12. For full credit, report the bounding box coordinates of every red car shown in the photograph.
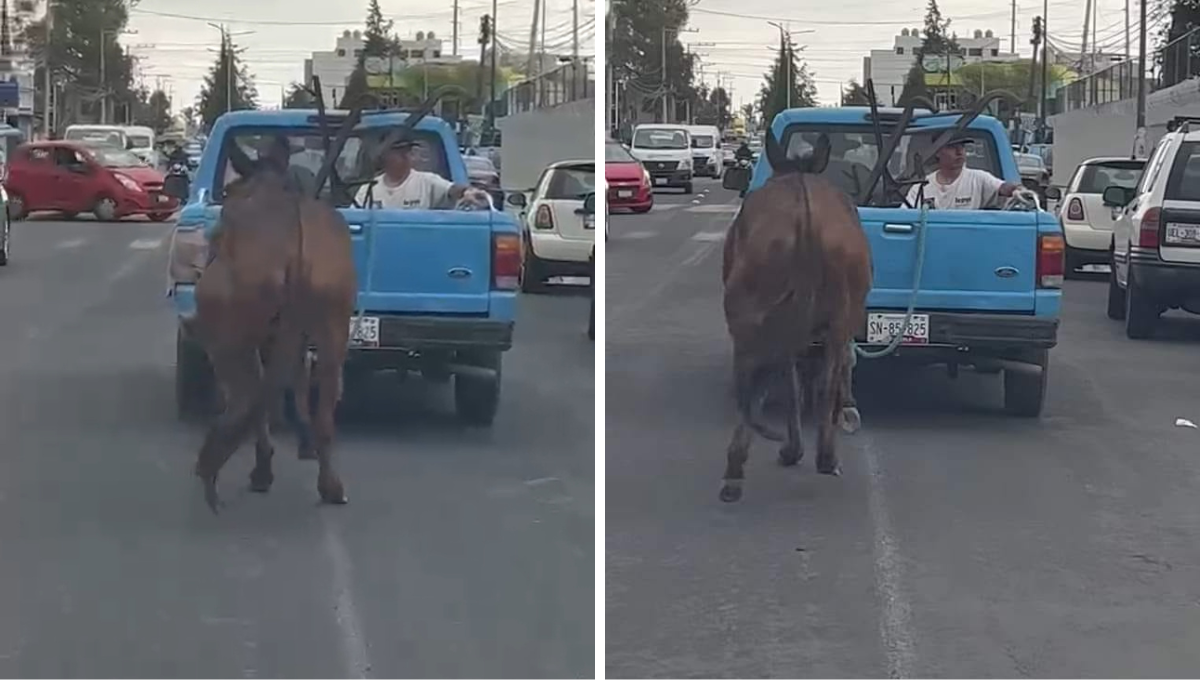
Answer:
[605,140,652,213]
[6,140,178,222]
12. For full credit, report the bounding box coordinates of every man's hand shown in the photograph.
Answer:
[998,181,1020,197]
[448,183,470,201]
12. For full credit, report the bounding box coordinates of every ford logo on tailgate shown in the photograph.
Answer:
[995,266,1019,279]
[447,267,472,279]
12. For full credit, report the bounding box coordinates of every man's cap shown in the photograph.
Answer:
[942,130,976,146]
[384,135,420,151]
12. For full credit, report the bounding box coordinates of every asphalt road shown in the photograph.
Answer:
[0,215,594,678]
[607,179,1200,678]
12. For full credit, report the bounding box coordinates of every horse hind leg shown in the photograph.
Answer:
[196,346,265,512]
[840,344,863,434]
[777,358,805,467]
[815,342,849,477]
[311,319,348,505]
[720,349,757,503]
[293,342,318,461]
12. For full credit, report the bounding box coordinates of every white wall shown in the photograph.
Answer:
[496,97,594,191]
[1048,78,1200,185]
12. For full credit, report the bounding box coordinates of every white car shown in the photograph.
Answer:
[1058,156,1145,275]
[1105,119,1200,338]
[507,159,595,293]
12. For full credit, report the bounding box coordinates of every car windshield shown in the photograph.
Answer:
[544,165,596,200]
[217,126,449,205]
[1075,161,1144,194]
[90,147,146,168]
[783,125,1002,206]
[65,129,125,148]
[127,134,152,149]
[465,156,496,174]
[1018,155,1044,169]
[605,142,635,162]
[690,135,715,149]
[633,129,687,149]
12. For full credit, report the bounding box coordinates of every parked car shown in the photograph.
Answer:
[166,108,520,426]
[507,159,595,293]
[1057,157,1145,275]
[6,141,177,222]
[1104,117,1200,338]
[605,140,652,213]
[464,155,504,208]
[1016,152,1051,191]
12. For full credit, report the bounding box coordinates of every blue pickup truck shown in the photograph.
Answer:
[165,109,520,425]
[728,106,1064,417]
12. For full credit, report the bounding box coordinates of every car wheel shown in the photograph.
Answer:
[1106,255,1126,320]
[176,328,217,421]
[1064,245,1083,279]
[1003,349,1049,417]
[519,232,547,294]
[0,214,9,266]
[683,182,694,194]
[454,350,501,426]
[1124,270,1159,339]
[149,212,174,222]
[93,196,119,222]
[7,192,26,221]
[632,204,652,214]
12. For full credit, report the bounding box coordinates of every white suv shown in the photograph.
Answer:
[1106,118,1200,338]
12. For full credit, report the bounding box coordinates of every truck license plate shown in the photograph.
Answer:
[348,316,380,346]
[867,312,930,345]
[1165,222,1200,246]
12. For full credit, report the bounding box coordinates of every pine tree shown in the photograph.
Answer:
[362,0,394,61]
[758,31,817,126]
[1159,0,1200,87]
[897,0,959,107]
[196,36,259,131]
[841,79,877,106]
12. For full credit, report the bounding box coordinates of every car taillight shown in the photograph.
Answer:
[1139,207,1161,248]
[1037,233,1065,288]
[492,233,520,290]
[1066,197,1084,221]
[168,226,209,284]
[534,204,554,230]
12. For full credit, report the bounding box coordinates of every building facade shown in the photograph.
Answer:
[307,29,464,106]
[863,28,1019,106]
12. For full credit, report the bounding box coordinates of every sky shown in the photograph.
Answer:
[675,0,1159,108]
[121,0,597,113]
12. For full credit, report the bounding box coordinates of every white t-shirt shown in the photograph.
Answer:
[355,170,454,209]
[906,167,1005,211]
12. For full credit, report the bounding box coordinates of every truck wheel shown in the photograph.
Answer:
[683,182,694,194]
[1064,246,1082,280]
[1106,261,1126,320]
[1003,349,1048,418]
[176,328,216,421]
[1124,272,1158,339]
[454,351,501,426]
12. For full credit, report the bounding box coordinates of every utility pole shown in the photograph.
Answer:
[1039,0,1049,140]
[1135,0,1147,156]
[477,14,490,111]
[1028,16,1041,114]
[1080,0,1092,72]
[525,0,539,87]
[487,0,498,130]
[99,28,107,124]
[661,27,668,121]
[452,0,459,56]
[1011,0,1017,54]
[572,0,579,60]
[1125,0,1131,58]
[43,0,52,137]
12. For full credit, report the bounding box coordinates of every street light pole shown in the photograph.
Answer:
[1135,0,1147,157]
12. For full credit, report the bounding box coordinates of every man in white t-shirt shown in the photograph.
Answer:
[905,135,1022,210]
[355,138,470,210]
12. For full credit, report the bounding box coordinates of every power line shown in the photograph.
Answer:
[129,1,516,27]
[688,1,1081,26]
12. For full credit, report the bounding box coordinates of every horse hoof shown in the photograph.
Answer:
[248,472,274,493]
[297,446,318,461]
[318,476,348,505]
[817,462,842,477]
[840,407,862,434]
[777,444,803,467]
[719,482,743,503]
[202,479,223,514]
[321,491,349,505]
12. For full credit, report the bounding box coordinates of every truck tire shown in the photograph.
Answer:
[1003,349,1048,418]
[683,182,694,195]
[1106,259,1126,320]
[1124,272,1158,339]
[454,350,501,426]
[176,328,216,421]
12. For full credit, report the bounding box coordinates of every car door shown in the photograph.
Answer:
[12,147,55,209]
[51,146,93,212]
[1115,137,1172,280]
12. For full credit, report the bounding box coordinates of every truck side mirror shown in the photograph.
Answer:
[723,165,750,192]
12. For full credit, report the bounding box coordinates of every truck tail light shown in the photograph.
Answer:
[492,233,520,290]
[167,226,209,285]
[1139,207,1161,248]
[533,204,554,230]
[1066,197,1084,221]
[1037,233,1065,288]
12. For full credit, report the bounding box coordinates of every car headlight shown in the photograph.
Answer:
[677,159,689,170]
[642,167,651,185]
[115,173,143,192]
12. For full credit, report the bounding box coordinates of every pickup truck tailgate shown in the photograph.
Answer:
[861,208,1039,312]
[341,208,494,314]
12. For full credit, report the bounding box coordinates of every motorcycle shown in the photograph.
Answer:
[735,157,753,198]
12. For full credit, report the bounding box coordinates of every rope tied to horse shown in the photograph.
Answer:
[853,198,930,360]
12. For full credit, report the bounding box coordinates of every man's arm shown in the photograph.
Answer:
[426,172,469,207]
[977,169,1018,207]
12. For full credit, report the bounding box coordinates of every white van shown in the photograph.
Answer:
[629,124,693,194]
[685,125,723,178]
[63,124,127,150]
[121,125,159,167]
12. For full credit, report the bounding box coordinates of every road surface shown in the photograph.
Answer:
[0,216,594,678]
[607,180,1200,678]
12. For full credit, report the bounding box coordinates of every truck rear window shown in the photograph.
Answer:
[1074,161,1143,195]
[1165,142,1200,202]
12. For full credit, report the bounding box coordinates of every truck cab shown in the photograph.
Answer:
[165,109,520,426]
[725,106,1065,417]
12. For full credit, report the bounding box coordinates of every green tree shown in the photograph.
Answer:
[132,88,173,133]
[897,0,959,106]
[609,0,698,122]
[1158,0,1200,86]
[195,36,259,131]
[758,31,817,125]
[362,0,395,61]
[20,0,137,131]
[282,82,316,108]
[841,79,877,106]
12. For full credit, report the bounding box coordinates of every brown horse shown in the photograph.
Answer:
[719,133,873,503]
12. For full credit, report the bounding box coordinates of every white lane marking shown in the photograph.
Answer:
[861,431,917,678]
[619,230,656,240]
[685,204,739,214]
[322,515,373,678]
[56,238,86,249]
[652,204,684,212]
[691,231,725,242]
[128,237,165,250]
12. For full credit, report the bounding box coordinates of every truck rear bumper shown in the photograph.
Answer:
[362,315,513,352]
[856,311,1059,356]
